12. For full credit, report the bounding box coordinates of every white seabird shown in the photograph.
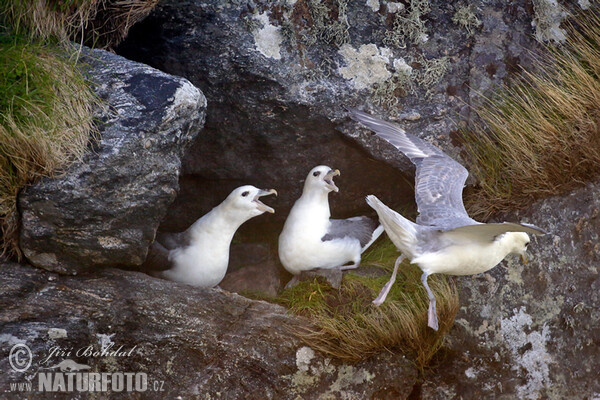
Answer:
[278,165,384,276]
[348,107,546,331]
[148,185,277,287]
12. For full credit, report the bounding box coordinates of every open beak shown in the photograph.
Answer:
[520,253,528,264]
[253,189,277,213]
[324,169,340,193]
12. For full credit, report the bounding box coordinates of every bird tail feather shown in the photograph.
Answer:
[366,195,418,257]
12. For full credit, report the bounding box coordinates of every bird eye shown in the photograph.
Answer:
[241,191,249,197]
[313,171,321,177]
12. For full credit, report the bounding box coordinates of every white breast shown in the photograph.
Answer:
[412,241,510,276]
[279,199,360,274]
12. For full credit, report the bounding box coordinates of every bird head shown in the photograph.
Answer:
[225,185,277,218]
[304,165,340,194]
[507,232,531,264]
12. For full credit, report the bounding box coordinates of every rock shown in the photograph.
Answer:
[220,242,282,297]
[19,48,207,274]
[0,262,418,398]
[220,263,281,297]
[113,0,567,232]
[420,179,600,399]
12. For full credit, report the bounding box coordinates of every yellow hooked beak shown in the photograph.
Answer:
[520,254,528,264]
[253,189,277,214]
[324,169,340,193]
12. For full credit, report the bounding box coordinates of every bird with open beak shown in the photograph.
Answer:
[278,165,383,277]
[148,185,277,287]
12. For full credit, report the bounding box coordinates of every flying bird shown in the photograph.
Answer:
[278,165,383,276]
[347,107,546,331]
[146,185,277,287]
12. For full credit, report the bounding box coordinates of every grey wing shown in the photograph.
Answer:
[441,222,547,243]
[347,107,446,159]
[347,107,473,228]
[156,230,191,250]
[413,156,473,228]
[322,217,380,248]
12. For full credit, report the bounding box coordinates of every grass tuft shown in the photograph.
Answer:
[277,238,459,372]
[1,0,158,49]
[0,36,101,258]
[463,11,600,219]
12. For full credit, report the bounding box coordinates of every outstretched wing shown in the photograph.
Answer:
[347,107,473,229]
[322,216,381,249]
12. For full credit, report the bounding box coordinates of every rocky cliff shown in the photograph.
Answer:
[3,0,598,399]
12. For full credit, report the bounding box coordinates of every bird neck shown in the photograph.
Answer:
[189,204,249,242]
[494,233,519,259]
[301,188,329,210]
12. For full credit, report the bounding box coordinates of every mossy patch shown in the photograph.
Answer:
[452,5,482,36]
[275,238,459,372]
[0,35,101,258]
[383,0,431,49]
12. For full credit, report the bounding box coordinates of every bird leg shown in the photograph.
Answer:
[421,272,439,331]
[373,255,405,306]
[335,263,359,271]
[284,276,300,289]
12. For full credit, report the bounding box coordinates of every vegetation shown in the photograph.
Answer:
[384,0,431,49]
[1,0,158,49]
[276,238,459,372]
[304,0,350,48]
[463,11,600,218]
[0,36,101,258]
[452,5,482,36]
[0,0,158,258]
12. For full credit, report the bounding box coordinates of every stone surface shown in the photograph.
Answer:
[220,243,283,297]
[115,0,589,232]
[19,48,206,274]
[0,262,418,399]
[420,179,600,399]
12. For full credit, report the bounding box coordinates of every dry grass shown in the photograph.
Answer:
[1,0,158,49]
[278,238,459,372]
[463,11,600,219]
[0,37,100,258]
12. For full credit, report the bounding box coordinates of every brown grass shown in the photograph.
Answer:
[1,0,158,49]
[463,11,600,219]
[278,239,459,372]
[0,38,101,259]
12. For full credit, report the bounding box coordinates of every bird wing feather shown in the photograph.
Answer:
[347,107,473,228]
[322,216,380,248]
[441,222,547,243]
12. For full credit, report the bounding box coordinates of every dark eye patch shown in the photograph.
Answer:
[313,171,321,177]
[242,191,249,197]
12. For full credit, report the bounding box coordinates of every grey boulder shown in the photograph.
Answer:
[19,48,207,274]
